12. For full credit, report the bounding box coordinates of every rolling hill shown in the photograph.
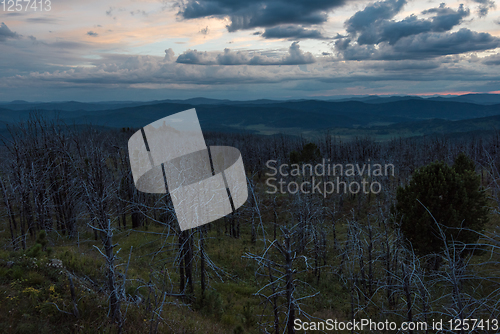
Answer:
[1,95,500,139]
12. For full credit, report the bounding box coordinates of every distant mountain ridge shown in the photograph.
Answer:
[2,93,500,111]
[331,94,500,105]
[1,94,500,139]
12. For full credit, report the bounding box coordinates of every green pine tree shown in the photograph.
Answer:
[289,142,321,164]
[392,153,488,256]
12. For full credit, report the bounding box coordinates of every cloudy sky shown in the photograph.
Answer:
[1,0,499,101]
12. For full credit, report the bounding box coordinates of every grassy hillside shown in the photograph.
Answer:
[1,111,500,333]
[1,171,499,333]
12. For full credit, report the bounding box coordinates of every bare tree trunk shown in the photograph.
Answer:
[284,234,295,334]
[179,230,193,296]
[267,260,280,334]
[101,220,121,324]
[367,219,374,298]
[199,226,206,298]
[185,231,194,295]
[0,178,17,248]
[402,262,413,334]
[179,232,185,293]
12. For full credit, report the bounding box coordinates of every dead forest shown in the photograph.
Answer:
[1,114,500,333]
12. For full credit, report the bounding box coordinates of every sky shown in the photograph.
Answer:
[0,0,500,101]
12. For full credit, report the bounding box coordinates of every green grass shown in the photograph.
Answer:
[0,177,499,333]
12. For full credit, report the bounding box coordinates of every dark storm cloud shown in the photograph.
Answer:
[351,3,470,45]
[176,42,315,65]
[178,0,346,32]
[341,28,500,60]
[368,60,441,71]
[336,0,498,60]
[471,0,495,17]
[483,54,500,65]
[0,22,20,42]
[262,26,326,39]
[421,4,470,30]
[345,0,406,35]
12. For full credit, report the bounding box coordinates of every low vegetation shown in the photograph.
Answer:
[0,114,499,333]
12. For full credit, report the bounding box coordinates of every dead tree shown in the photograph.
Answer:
[0,175,18,248]
[178,229,194,296]
[79,133,123,327]
[199,226,206,298]
[245,227,319,334]
[276,230,296,333]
